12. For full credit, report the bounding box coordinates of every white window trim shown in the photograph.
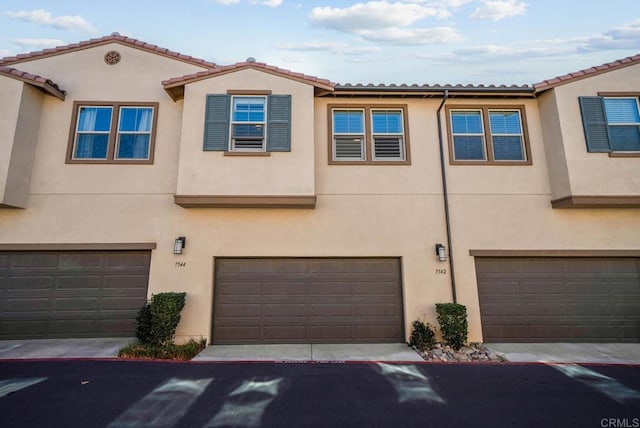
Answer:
[332,108,366,161]
[73,106,113,160]
[229,95,268,152]
[114,106,154,160]
[371,109,406,161]
[488,109,526,162]
[450,109,487,161]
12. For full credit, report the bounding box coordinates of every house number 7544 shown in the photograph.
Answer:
[175,261,186,267]
[435,269,447,275]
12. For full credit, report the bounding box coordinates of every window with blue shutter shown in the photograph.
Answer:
[579,96,640,153]
[203,94,291,152]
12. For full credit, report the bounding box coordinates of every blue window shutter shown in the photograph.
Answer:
[578,96,611,153]
[203,95,230,151]
[267,95,291,152]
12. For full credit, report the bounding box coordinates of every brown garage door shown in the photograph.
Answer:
[0,251,151,339]
[212,258,404,344]
[476,257,640,343]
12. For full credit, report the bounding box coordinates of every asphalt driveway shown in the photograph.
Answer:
[1,360,638,427]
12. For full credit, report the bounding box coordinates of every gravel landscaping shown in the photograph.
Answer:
[414,343,508,363]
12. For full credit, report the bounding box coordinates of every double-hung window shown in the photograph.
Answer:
[68,102,157,163]
[447,106,530,164]
[203,93,291,153]
[579,95,640,154]
[329,105,409,164]
[231,96,267,151]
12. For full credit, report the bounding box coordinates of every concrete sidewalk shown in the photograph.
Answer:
[485,343,640,365]
[192,343,424,362]
[0,338,134,359]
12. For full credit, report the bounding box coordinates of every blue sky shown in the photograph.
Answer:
[1,0,639,85]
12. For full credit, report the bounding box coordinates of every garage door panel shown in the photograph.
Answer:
[310,303,352,317]
[308,282,352,296]
[476,257,640,343]
[56,276,102,289]
[10,254,58,269]
[264,325,308,340]
[521,259,565,273]
[106,253,151,268]
[59,254,104,268]
[0,250,150,339]
[354,324,402,340]
[263,282,306,295]
[213,258,404,344]
[264,303,307,317]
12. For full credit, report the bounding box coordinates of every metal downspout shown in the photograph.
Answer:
[436,90,457,303]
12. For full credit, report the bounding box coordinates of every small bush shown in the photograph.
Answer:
[435,303,468,350]
[135,292,186,346]
[135,302,153,344]
[409,320,436,351]
[119,338,207,361]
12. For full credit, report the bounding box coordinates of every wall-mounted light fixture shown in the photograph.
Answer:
[174,236,186,255]
[435,243,447,262]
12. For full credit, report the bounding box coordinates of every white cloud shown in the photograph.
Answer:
[0,49,11,58]
[429,19,640,64]
[252,0,283,6]
[470,0,527,21]
[5,9,97,33]
[308,1,462,45]
[310,2,448,32]
[276,41,381,55]
[12,38,65,48]
[213,0,240,4]
[359,26,464,44]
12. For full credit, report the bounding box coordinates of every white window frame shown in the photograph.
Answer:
[73,105,113,160]
[229,95,267,152]
[371,109,406,161]
[450,109,487,161]
[488,109,526,162]
[114,106,154,160]
[332,108,366,161]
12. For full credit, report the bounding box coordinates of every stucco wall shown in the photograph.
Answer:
[176,69,316,197]
[4,85,44,208]
[552,64,640,196]
[0,76,23,205]
[538,90,572,199]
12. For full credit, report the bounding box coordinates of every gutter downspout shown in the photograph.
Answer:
[436,90,457,304]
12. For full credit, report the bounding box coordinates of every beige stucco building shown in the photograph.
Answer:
[1,35,638,344]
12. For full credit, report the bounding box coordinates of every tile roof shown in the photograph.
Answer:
[0,33,216,69]
[162,60,335,100]
[0,66,65,100]
[534,54,640,92]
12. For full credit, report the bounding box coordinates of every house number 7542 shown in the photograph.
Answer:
[175,261,186,267]
[435,269,447,275]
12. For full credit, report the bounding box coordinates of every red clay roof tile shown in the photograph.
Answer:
[0,65,66,100]
[534,54,640,92]
[0,33,216,69]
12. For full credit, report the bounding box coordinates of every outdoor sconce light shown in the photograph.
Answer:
[174,236,186,255]
[435,243,447,262]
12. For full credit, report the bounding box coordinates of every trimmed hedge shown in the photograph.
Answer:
[409,319,436,351]
[435,303,468,350]
[135,292,186,346]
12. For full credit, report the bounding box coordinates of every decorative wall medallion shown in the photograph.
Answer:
[104,51,121,65]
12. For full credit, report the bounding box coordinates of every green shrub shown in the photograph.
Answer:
[135,292,186,346]
[135,302,153,344]
[118,338,207,361]
[409,319,436,351]
[435,303,468,350]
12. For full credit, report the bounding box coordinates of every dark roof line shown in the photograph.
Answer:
[0,66,66,100]
[0,33,216,69]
